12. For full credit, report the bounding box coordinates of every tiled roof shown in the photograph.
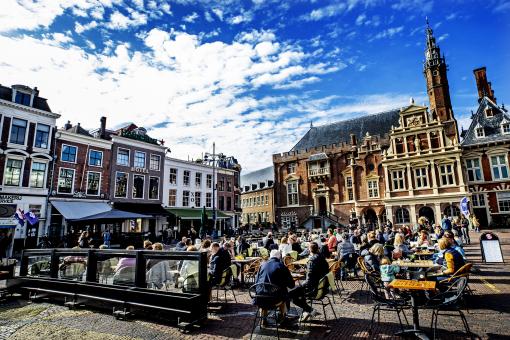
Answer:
[64,124,93,137]
[308,152,328,161]
[0,84,52,112]
[291,109,400,151]
[240,166,274,189]
[461,97,510,147]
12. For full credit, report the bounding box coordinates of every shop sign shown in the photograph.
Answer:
[0,195,22,203]
[131,167,149,174]
[73,191,87,198]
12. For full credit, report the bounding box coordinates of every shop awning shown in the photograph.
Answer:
[113,203,171,217]
[52,201,111,220]
[165,208,230,220]
[72,209,150,222]
[0,225,16,229]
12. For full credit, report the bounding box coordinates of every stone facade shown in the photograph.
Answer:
[240,166,275,224]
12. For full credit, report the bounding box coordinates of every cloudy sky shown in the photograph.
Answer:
[1,0,508,172]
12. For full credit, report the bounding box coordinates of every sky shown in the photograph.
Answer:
[0,0,508,173]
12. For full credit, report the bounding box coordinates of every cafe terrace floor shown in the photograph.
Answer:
[1,230,509,340]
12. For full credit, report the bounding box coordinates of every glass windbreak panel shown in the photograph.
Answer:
[146,257,199,293]
[26,255,52,277]
[57,254,87,281]
[110,255,136,286]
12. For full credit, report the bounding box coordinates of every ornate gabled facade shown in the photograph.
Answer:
[461,67,510,228]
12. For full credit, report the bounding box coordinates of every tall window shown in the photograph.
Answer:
[491,155,509,180]
[117,148,130,166]
[265,195,269,205]
[182,191,190,206]
[346,176,354,200]
[195,192,201,207]
[57,168,74,193]
[395,208,410,224]
[218,178,225,191]
[34,124,50,148]
[169,168,177,184]
[414,168,428,188]
[168,189,177,206]
[227,196,232,210]
[4,159,23,186]
[367,179,379,198]
[115,172,128,198]
[249,197,253,207]
[497,192,510,212]
[150,154,161,171]
[219,196,225,210]
[439,164,455,185]
[206,193,212,207]
[183,170,190,186]
[206,174,212,188]
[195,172,202,188]
[9,118,27,145]
[392,170,405,190]
[88,150,103,166]
[466,159,482,182]
[134,151,146,168]
[15,91,31,105]
[287,181,298,206]
[61,145,77,163]
[287,163,296,174]
[86,172,101,195]
[149,176,159,199]
[30,162,46,188]
[227,180,232,192]
[471,193,485,207]
[257,196,261,206]
[132,175,145,198]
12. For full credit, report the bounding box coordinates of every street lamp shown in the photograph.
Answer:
[203,142,226,238]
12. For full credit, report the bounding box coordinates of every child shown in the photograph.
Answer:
[380,257,400,299]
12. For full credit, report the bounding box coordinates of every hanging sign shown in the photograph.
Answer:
[480,232,504,263]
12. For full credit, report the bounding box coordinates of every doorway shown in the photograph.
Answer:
[364,208,377,230]
[318,196,327,216]
[418,206,435,225]
[473,208,488,229]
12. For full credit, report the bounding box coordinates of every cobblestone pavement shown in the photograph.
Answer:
[1,230,509,340]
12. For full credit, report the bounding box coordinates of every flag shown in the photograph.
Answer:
[460,197,470,217]
[14,208,25,226]
[24,211,39,226]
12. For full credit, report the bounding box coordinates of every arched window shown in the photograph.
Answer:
[443,205,460,218]
[395,208,410,224]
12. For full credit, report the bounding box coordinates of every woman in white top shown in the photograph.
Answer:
[278,236,292,256]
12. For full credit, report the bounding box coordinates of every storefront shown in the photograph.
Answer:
[165,208,230,238]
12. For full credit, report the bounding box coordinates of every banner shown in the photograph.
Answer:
[460,197,470,217]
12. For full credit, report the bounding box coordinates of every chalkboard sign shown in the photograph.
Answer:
[480,232,504,263]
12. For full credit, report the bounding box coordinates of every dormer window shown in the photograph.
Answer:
[485,108,494,118]
[15,91,31,106]
[502,123,510,134]
[476,127,485,138]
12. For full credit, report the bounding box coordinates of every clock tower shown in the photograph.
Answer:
[423,20,458,140]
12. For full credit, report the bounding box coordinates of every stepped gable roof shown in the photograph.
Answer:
[461,97,510,147]
[241,166,274,188]
[0,84,52,112]
[290,109,400,151]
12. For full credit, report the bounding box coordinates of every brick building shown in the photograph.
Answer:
[0,84,59,254]
[240,166,275,225]
[461,67,510,228]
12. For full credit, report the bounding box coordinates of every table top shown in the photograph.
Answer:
[389,279,436,291]
[392,260,437,268]
[292,257,335,266]
[414,251,435,256]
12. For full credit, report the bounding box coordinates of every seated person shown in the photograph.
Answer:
[263,232,275,250]
[146,242,164,270]
[430,238,465,281]
[179,246,199,290]
[209,242,232,286]
[380,257,400,299]
[415,230,430,248]
[362,243,384,272]
[143,240,153,250]
[393,234,411,259]
[289,235,303,254]
[278,236,292,257]
[116,246,136,271]
[175,237,189,251]
[236,237,250,257]
[326,229,337,253]
[443,231,466,259]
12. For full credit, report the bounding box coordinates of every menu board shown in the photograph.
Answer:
[481,240,504,263]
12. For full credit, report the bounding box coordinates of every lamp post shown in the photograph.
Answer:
[204,143,225,238]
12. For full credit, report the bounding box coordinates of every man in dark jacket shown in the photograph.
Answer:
[209,242,232,285]
[263,232,275,250]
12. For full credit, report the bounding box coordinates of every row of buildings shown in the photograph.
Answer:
[0,87,241,253]
[241,24,509,231]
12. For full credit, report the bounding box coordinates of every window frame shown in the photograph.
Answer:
[502,123,510,135]
[34,123,50,149]
[168,189,177,206]
[86,171,102,196]
[8,117,28,146]
[117,148,130,166]
[497,192,510,212]
[29,160,48,188]
[88,149,103,167]
[134,150,146,168]
[183,170,190,186]
[206,192,212,208]
[465,158,483,182]
[414,167,428,188]
[288,162,297,174]
[61,144,78,163]
[3,157,25,187]
[439,163,455,186]
[475,126,485,138]
[367,179,379,198]
[114,171,129,198]
[182,190,190,206]
[391,169,405,191]
[132,174,145,199]
[149,154,161,171]
[195,172,202,188]
[195,191,201,207]
[206,174,212,188]
[57,167,75,194]
[471,193,486,207]
[395,208,410,224]
[287,180,299,206]
[345,175,354,201]
[148,176,160,200]
[490,154,509,181]
[169,168,177,185]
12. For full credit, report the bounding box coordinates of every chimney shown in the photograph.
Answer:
[100,116,107,139]
[350,133,357,146]
[64,120,72,130]
[473,67,496,103]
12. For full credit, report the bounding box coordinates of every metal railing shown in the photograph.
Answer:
[308,167,330,176]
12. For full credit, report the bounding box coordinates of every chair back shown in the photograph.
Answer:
[428,277,468,308]
[329,260,341,275]
[182,271,199,293]
[230,264,238,279]
[358,256,373,274]
[312,275,330,300]
[289,250,298,260]
[258,247,269,259]
[440,262,473,284]
[218,266,233,287]
[283,256,294,267]
[113,266,135,285]
[326,272,336,293]
[247,248,253,257]
[364,274,388,304]
[249,282,284,309]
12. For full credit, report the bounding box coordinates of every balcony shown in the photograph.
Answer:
[308,167,330,177]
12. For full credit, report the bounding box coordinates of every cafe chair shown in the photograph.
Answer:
[112,266,135,286]
[357,257,375,299]
[243,258,262,285]
[439,263,473,294]
[423,277,470,339]
[249,283,285,340]
[181,271,199,293]
[59,262,86,281]
[29,260,51,276]
[304,274,337,329]
[213,266,237,303]
[364,274,409,335]
[258,248,269,259]
[328,260,344,297]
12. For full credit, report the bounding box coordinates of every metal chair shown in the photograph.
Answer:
[243,258,262,285]
[304,274,337,329]
[423,276,471,339]
[249,283,285,340]
[364,274,409,335]
[213,266,237,303]
[439,263,473,294]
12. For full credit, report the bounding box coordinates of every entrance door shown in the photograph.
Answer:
[418,206,435,225]
[473,208,488,229]
[148,219,156,242]
[318,196,327,216]
[364,209,377,230]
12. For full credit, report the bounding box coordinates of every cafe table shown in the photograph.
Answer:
[389,279,436,339]
[292,257,335,266]
[392,260,438,269]
[232,257,260,285]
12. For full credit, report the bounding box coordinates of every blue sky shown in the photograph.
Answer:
[1,0,508,172]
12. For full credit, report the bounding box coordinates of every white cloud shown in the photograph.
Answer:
[212,8,224,21]
[183,12,199,23]
[370,26,404,41]
[301,3,347,21]
[107,10,147,30]
[355,14,367,25]
[75,21,98,34]
[391,0,434,13]
[437,33,449,42]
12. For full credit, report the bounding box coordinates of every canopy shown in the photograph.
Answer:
[113,203,171,217]
[0,224,16,229]
[52,201,111,220]
[166,208,230,220]
[71,209,150,222]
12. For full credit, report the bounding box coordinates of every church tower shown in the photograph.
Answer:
[423,20,458,140]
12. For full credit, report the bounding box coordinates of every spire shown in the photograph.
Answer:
[310,120,314,129]
[424,17,442,69]
[425,17,435,50]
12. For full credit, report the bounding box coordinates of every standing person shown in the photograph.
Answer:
[102,229,111,248]
[326,228,337,253]
[441,214,452,232]
[78,231,90,248]
[460,215,471,244]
